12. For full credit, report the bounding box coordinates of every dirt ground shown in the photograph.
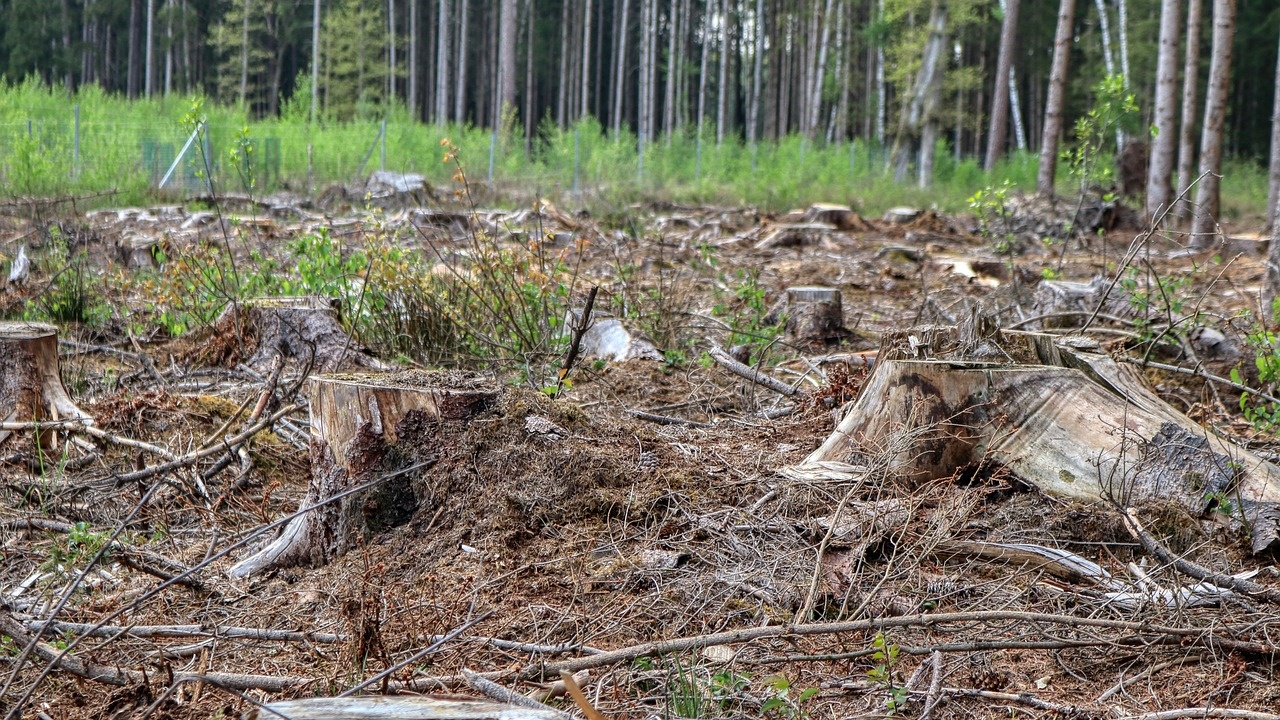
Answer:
[2,192,1280,720]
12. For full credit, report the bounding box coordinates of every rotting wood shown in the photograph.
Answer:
[709,346,800,398]
[764,286,851,349]
[792,321,1280,554]
[228,371,499,578]
[0,322,94,452]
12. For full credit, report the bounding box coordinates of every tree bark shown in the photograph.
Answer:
[1176,0,1204,220]
[1267,25,1280,234]
[715,0,727,144]
[228,373,499,579]
[613,0,631,134]
[145,0,154,97]
[213,297,388,373]
[984,0,1019,171]
[455,0,468,123]
[581,0,593,119]
[1145,0,1181,221]
[499,0,517,115]
[409,0,418,117]
[1190,0,1237,247]
[0,323,94,452]
[1037,0,1077,195]
[807,0,834,140]
[128,0,140,99]
[435,0,450,122]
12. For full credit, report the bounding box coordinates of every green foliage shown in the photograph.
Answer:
[866,632,908,715]
[968,180,1016,256]
[40,521,110,579]
[1235,326,1280,432]
[25,227,110,327]
[1063,75,1140,193]
[759,675,819,719]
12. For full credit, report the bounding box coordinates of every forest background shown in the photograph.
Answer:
[0,0,1277,220]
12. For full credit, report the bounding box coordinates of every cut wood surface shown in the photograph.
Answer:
[229,370,498,578]
[797,323,1280,553]
[0,321,94,450]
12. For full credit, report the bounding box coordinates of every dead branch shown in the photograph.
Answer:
[920,651,944,720]
[19,618,342,644]
[1097,653,1206,703]
[1116,711,1280,720]
[628,409,711,428]
[559,669,607,720]
[461,669,572,720]
[1118,356,1280,408]
[1120,508,1280,606]
[4,518,205,591]
[709,346,800,397]
[914,687,1091,715]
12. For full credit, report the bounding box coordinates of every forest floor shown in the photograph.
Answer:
[2,188,1280,720]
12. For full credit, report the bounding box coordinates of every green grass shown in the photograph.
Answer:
[0,77,1271,219]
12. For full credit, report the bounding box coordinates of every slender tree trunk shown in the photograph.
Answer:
[164,0,173,95]
[916,4,948,188]
[806,0,834,140]
[613,0,631,134]
[1266,26,1280,233]
[455,0,468,122]
[1176,0,1203,219]
[581,0,593,119]
[436,0,450,123]
[1037,0,1077,195]
[525,0,534,149]
[311,0,320,122]
[697,0,709,137]
[239,0,250,106]
[388,0,397,102]
[1145,0,1181,220]
[498,0,517,116]
[1094,0,1116,77]
[984,0,1020,170]
[664,0,676,136]
[128,0,140,99]
[144,0,153,96]
[1116,0,1131,87]
[715,0,727,143]
[746,0,764,144]
[409,0,417,118]
[1191,0,1237,246]
[874,0,885,148]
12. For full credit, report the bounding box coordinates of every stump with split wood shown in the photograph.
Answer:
[219,296,388,372]
[793,318,1280,554]
[229,370,498,578]
[0,322,93,450]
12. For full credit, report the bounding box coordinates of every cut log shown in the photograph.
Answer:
[0,322,93,450]
[228,371,498,579]
[244,697,566,720]
[765,286,851,348]
[793,322,1280,554]
[220,297,389,372]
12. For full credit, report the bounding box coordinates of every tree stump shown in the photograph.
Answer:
[228,370,498,579]
[766,287,851,348]
[221,297,388,372]
[0,322,93,451]
[793,321,1280,554]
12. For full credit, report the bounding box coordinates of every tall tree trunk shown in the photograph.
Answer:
[128,0,140,99]
[388,0,397,102]
[436,0,450,123]
[144,0,154,96]
[409,0,418,118]
[455,0,468,122]
[916,4,948,188]
[984,0,1020,170]
[664,0,676,136]
[525,0,534,149]
[239,0,250,106]
[746,0,764,144]
[1037,0,1077,195]
[1116,0,1130,87]
[697,0,709,138]
[613,0,631,134]
[715,0,727,143]
[874,0,885,148]
[165,0,173,95]
[1145,0,1181,221]
[556,0,569,124]
[806,0,834,140]
[1266,26,1280,234]
[581,0,593,119]
[1191,0,1236,246]
[499,0,517,116]
[312,0,321,122]
[1176,0,1203,219]
[1094,0,1116,77]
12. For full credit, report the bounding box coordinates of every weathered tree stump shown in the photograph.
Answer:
[766,286,851,348]
[0,322,93,450]
[229,371,498,578]
[221,296,388,372]
[794,321,1280,554]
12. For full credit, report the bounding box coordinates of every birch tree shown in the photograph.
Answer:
[1175,0,1202,219]
[435,0,449,123]
[1145,0,1181,220]
[1267,25,1280,234]
[1190,0,1236,246]
[498,0,517,115]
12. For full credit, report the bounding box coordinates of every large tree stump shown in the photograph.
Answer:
[0,322,93,450]
[219,297,388,372]
[229,371,498,578]
[794,321,1280,554]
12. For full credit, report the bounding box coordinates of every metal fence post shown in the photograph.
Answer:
[379,119,387,171]
[695,126,702,182]
[488,127,497,192]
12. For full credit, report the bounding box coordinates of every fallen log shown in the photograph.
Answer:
[229,371,498,578]
[793,320,1280,554]
[244,697,566,720]
[216,296,389,372]
[0,321,93,451]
